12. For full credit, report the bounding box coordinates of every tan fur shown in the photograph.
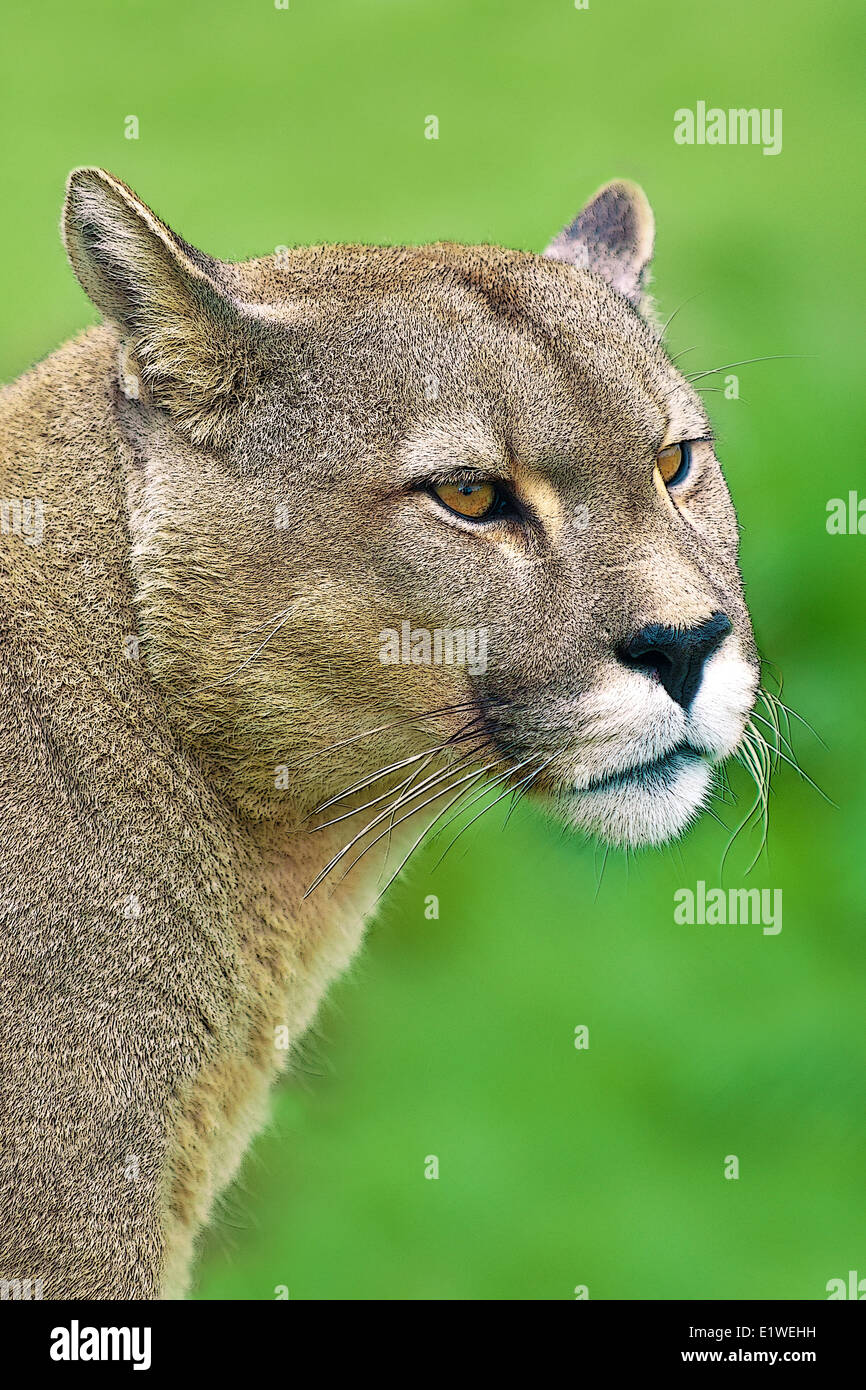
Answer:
[0,171,758,1298]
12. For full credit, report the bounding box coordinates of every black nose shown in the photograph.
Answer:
[616,612,732,710]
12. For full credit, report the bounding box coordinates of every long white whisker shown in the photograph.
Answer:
[304,758,501,897]
[333,760,504,894]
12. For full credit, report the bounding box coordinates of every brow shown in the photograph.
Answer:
[396,451,514,488]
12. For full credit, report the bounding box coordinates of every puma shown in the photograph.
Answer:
[0,170,759,1298]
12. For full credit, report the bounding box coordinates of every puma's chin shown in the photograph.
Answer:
[556,747,713,848]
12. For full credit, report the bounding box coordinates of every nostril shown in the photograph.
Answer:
[616,627,674,676]
[703,612,733,651]
[616,612,732,710]
[621,648,671,684]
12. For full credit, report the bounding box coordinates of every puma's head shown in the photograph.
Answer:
[63,168,758,852]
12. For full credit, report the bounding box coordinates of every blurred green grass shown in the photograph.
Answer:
[2,0,864,1299]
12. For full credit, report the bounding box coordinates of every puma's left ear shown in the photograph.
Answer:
[543,180,654,311]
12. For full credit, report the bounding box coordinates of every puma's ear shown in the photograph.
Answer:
[543,180,655,311]
[62,167,262,446]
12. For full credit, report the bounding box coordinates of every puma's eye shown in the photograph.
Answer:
[431,480,500,520]
[656,441,692,488]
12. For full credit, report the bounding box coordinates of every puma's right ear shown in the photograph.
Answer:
[62,167,263,445]
[543,180,655,311]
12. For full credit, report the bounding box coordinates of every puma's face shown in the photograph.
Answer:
[368,249,758,849]
[64,170,759,847]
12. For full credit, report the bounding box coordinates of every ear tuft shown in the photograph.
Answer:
[543,180,655,311]
[62,168,261,446]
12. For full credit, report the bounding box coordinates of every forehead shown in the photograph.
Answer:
[239,242,710,460]
[420,247,710,451]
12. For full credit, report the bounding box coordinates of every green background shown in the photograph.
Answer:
[2,0,863,1300]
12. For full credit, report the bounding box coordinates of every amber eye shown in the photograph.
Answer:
[432,480,500,520]
[656,441,692,488]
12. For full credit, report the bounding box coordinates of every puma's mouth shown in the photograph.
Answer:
[557,742,714,847]
[576,742,707,796]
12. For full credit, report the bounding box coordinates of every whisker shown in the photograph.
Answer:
[686,353,808,383]
[236,605,294,635]
[750,730,835,807]
[659,291,705,337]
[197,608,293,691]
[428,756,541,857]
[310,747,448,819]
[365,768,498,908]
[309,717,485,818]
[739,729,772,871]
[335,760,504,894]
[502,754,556,828]
[379,719,489,860]
[594,844,610,901]
[304,760,466,895]
[289,701,480,772]
[309,749,476,833]
[749,710,796,761]
[304,758,501,897]
[762,688,827,748]
[719,729,769,877]
[431,755,558,869]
